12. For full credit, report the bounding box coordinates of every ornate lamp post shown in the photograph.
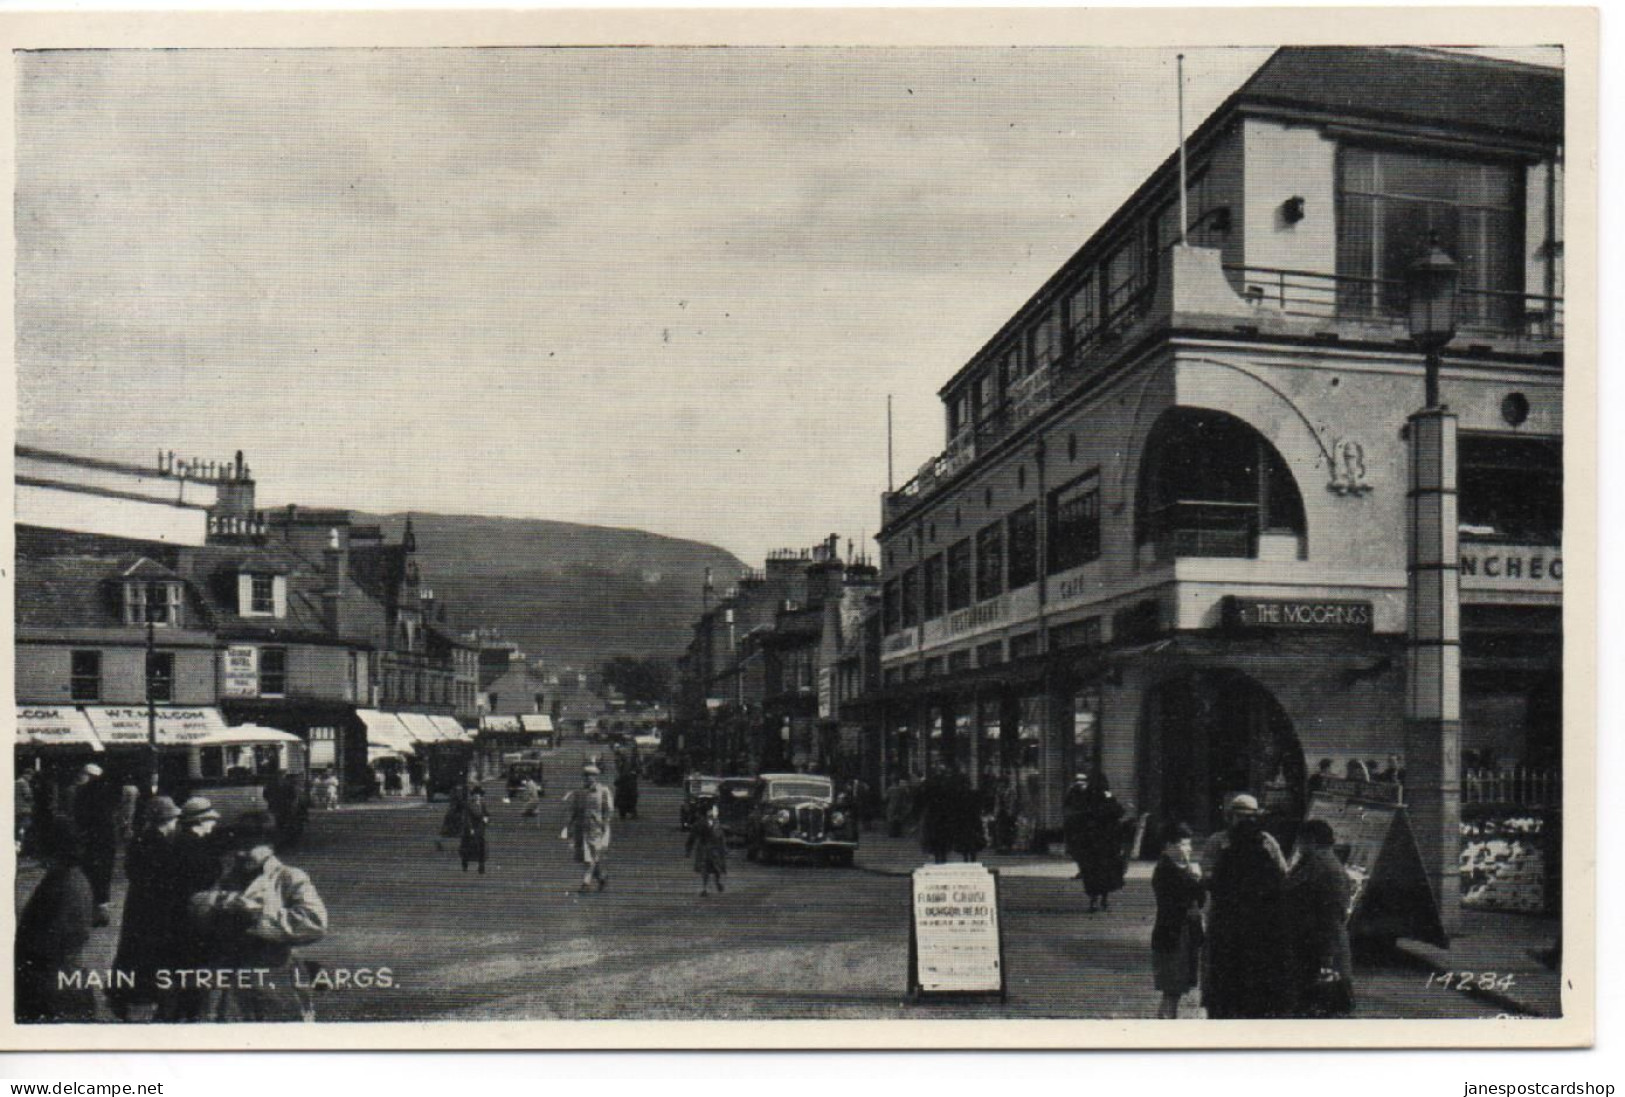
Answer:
[1404,237,1462,940]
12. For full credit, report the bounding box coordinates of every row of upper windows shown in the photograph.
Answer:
[121,572,287,628]
[942,143,1546,439]
[883,472,1100,633]
[66,646,287,702]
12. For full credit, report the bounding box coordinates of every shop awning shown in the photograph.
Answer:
[479,715,522,733]
[397,711,442,743]
[519,714,554,734]
[16,707,104,751]
[209,723,303,746]
[431,715,470,741]
[357,709,418,753]
[83,706,229,748]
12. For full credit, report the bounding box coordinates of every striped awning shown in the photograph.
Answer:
[396,711,442,743]
[83,706,227,748]
[357,710,418,753]
[430,715,470,741]
[16,707,104,751]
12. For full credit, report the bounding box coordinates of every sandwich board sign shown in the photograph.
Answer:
[907,863,1006,1000]
[1305,791,1447,948]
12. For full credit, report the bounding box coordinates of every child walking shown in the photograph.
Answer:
[685,797,728,897]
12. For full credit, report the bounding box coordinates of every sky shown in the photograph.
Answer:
[14,45,1558,564]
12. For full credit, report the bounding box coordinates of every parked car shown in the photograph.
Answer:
[679,775,723,830]
[715,777,758,843]
[744,773,858,866]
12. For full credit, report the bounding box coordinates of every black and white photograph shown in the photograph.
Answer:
[3,8,1595,1050]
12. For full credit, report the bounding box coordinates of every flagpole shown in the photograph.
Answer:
[1178,52,1188,246]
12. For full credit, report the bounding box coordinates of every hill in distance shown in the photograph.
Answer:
[363,513,745,672]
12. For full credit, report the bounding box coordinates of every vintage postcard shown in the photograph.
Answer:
[0,7,1597,1051]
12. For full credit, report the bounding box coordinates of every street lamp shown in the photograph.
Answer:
[1404,237,1462,942]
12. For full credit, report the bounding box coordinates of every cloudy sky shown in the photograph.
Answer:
[13,46,1553,563]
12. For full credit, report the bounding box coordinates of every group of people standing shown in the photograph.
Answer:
[16,764,329,1024]
[1151,793,1355,1020]
[436,762,620,894]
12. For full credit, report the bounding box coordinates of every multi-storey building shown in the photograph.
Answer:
[870,47,1562,839]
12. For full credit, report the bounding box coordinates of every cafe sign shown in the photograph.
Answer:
[1459,546,1561,593]
[1224,597,1373,632]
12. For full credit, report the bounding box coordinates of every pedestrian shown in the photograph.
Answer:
[1062,773,1090,879]
[685,796,728,897]
[190,812,328,1022]
[1307,758,1336,793]
[917,767,952,864]
[1203,793,1291,1019]
[562,764,615,893]
[1151,821,1205,1019]
[15,818,97,1023]
[615,764,639,821]
[69,763,120,927]
[1283,819,1355,1018]
[108,795,184,1020]
[115,781,141,847]
[518,775,542,826]
[154,796,226,1022]
[437,783,468,852]
[15,771,35,856]
[946,769,985,863]
[885,777,912,839]
[1075,766,1128,913]
[460,787,491,874]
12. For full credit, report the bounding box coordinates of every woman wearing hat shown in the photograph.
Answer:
[562,764,615,893]
[1283,818,1356,1017]
[1151,821,1205,1018]
[190,811,328,1022]
[109,796,184,1020]
[1203,793,1291,1019]
[15,818,96,1023]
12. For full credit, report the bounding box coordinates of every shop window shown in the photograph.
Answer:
[901,569,920,629]
[1050,617,1102,651]
[146,651,175,703]
[923,555,945,620]
[1073,687,1101,773]
[975,521,1005,601]
[1458,434,1561,544]
[1048,470,1101,574]
[1008,503,1039,589]
[1136,408,1306,564]
[259,647,288,697]
[70,650,101,702]
[1337,146,1524,329]
[946,540,973,612]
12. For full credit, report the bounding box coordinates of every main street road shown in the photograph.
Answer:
[28,744,1515,1022]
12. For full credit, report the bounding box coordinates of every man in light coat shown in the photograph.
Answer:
[563,765,615,893]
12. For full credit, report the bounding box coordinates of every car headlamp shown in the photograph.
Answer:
[775,808,793,826]
[829,811,847,828]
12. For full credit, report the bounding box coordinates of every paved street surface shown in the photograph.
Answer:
[21,745,1552,1022]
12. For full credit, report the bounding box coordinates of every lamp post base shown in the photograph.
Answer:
[1403,715,1463,943]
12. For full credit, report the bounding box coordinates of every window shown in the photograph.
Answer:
[1104,232,1149,324]
[1458,435,1561,544]
[1067,275,1099,348]
[1050,617,1102,651]
[975,521,1005,601]
[252,574,275,614]
[901,568,920,629]
[1049,471,1102,573]
[922,555,945,620]
[146,651,175,703]
[70,651,101,702]
[1337,146,1523,328]
[882,580,902,634]
[976,641,1003,668]
[1008,504,1039,589]
[1072,687,1101,772]
[947,650,973,673]
[259,647,288,697]
[1009,632,1042,660]
[946,540,973,612]
[923,657,944,679]
[1030,309,1061,371]
[124,581,183,627]
[1155,172,1220,253]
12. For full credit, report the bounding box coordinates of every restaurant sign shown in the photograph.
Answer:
[1224,597,1373,631]
[1459,546,1561,592]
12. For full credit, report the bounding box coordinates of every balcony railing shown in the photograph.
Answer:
[1224,265,1564,341]
[1138,500,1260,564]
[1461,766,1560,809]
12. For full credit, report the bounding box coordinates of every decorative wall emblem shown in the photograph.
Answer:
[1327,438,1372,495]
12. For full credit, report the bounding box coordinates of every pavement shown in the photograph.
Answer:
[12,748,1562,1022]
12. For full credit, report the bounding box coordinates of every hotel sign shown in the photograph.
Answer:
[1224,597,1373,631]
[222,645,259,697]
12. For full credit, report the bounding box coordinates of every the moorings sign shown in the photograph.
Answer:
[1223,597,1373,632]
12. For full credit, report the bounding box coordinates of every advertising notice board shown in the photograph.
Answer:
[1304,791,1446,948]
[908,863,1006,1000]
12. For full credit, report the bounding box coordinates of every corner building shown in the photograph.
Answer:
[871,48,1563,840]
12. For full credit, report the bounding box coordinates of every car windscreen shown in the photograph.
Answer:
[765,779,832,801]
[689,779,721,796]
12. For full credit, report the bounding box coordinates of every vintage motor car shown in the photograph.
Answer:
[679,774,723,830]
[744,773,858,866]
[715,777,758,842]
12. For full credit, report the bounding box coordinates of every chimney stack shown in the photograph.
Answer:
[321,526,349,636]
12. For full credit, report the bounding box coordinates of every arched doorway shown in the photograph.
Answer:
[1142,669,1307,833]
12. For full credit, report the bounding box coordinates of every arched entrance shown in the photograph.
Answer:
[1141,669,1307,833]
